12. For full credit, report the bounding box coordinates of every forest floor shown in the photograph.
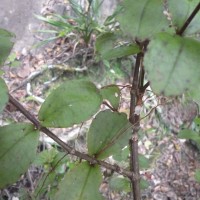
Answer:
[1,0,200,200]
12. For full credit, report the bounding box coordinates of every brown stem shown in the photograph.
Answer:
[129,52,144,200]
[8,94,134,179]
[9,94,41,128]
[129,135,140,200]
[177,2,200,36]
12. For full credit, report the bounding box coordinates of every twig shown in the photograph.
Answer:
[27,169,34,192]
[9,94,41,128]
[11,64,88,93]
[11,69,47,93]
[26,83,45,103]
[8,94,134,179]
[141,81,150,93]
[102,101,117,112]
[177,2,200,36]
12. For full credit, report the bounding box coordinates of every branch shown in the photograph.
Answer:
[129,52,143,200]
[141,81,150,94]
[177,2,200,36]
[8,94,134,179]
[102,101,117,112]
[129,52,143,122]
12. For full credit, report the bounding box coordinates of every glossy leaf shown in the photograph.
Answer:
[0,78,8,113]
[87,110,131,159]
[39,80,102,127]
[96,32,140,60]
[54,162,104,200]
[0,123,39,189]
[117,0,169,40]
[0,28,15,66]
[100,85,120,110]
[144,32,200,96]
[168,0,200,37]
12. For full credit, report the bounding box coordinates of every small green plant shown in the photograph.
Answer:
[5,52,21,67]
[1,0,200,199]
[35,0,113,46]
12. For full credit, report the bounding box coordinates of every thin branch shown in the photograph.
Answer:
[141,81,150,94]
[9,94,41,128]
[177,2,200,36]
[102,101,117,112]
[8,94,134,179]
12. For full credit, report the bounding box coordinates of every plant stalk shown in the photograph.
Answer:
[129,51,144,200]
[177,2,200,36]
[8,94,134,179]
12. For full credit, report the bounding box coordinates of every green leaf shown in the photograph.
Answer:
[105,44,141,60]
[116,0,169,40]
[110,176,150,192]
[6,52,16,63]
[39,80,102,128]
[0,78,8,113]
[100,85,120,110]
[34,171,58,199]
[52,152,69,174]
[178,129,200,144]
[34,35,60,48]
[168,0,200,37]
[140,179,149,190]
[195,169,200,183]
[109,176,131,193]
[194,117,200,127]
[144,32,200,96]
[33,148,58,166]
[112,146,129,162]
[9,60,21,68]
[54,162,104,200]
[35,14,71,29]
[139,154,150,169]
[0,123,39,189]
[0,69,4,76]
[187,87,200,106]
[87,110,131,159]
[113,150,150,169]
[34,148,68,174]
[0,28,15,66]
[96,32,140,60]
